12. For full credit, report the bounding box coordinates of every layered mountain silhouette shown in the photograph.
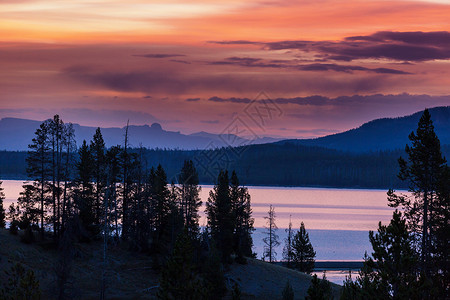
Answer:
[0,118,280,151]
[277,106,450,152]
[1,106,449,152]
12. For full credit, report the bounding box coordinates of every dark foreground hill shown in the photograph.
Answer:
[0,229,340,299]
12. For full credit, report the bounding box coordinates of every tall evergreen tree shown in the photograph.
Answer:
[230,171,254,260]
[151,164,174,253]
[306,273,332,300]
[178,160,202,239]
[61,122,76,234]
[342,213,421,300]
[121,121,132,241]
[74,140,95,234]
[368,210,420,299]
[105,146,122,238]
[157,231,206,300]
[0,181,5,228]
[49,115,65,238]
[283,216,294,268]
[26,121,51,238]
[17,184,40,229]
[90,127,106,227]
[388,109,447,275]
[291,222,316,274]
[431,164,450,297]
[205,170,234,263]
[262,205,279,263]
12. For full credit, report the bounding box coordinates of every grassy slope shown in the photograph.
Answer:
[0,229,341,299]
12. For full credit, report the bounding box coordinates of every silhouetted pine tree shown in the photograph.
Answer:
[368,210,420,299]
[262,205,279,263]
[178,160,202,239]
[389,109,447,273]
[90,127,106,227]
[283,216,294,268]
[431,164,450,298]
[120,121,132,241]
[74,140,95,235]
[206,170,233,263]
[151,164,175,254]
[230,171,254,261]
[16,184,40,229]
[157,231,206,300]
[0,263,41,300]
[342,211,421,300]
[26,121,51,238]
[105,146,122,238]
[48,115,66,239]
[387,109,449,298]
[306,273,332,300]
[0,181,5,228]
[61,122,76,235]
[292,222,315,274]
[202,242,227,300]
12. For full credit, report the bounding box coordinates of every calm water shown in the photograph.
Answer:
[2,180,396,284]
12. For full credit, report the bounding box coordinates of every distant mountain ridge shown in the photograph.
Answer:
[0,118,280,151]
[277,106,450,152]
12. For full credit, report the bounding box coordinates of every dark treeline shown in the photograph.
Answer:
[1,115,255,299]
[3,142,450,189]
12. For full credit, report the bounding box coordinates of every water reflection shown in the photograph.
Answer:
[2,180,395,263]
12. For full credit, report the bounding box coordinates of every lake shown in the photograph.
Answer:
[1,180,396,284]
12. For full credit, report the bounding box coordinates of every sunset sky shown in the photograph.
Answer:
[1,0,450,138]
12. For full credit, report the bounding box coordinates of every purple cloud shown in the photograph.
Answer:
[208,96,252,103]
[201,120,219,124]
[207,57,408,74]
[133,54,186,59]
[212,31,450,62]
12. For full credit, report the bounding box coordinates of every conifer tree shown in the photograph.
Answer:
[0,181,5,228]
[178,160,202,239]
[283,216,294,268]
[306,273,332,300]
[388,109,447,274]
[230,171,254,260]
[0,263,41,300]
[291,222,316,274]
[340,253,389,300]
[367,210,420,299]
[26,121,51,238]
[61,122,76,234]
[262,205,279,262]
[431,165,450,297]
[75,140,95,234]
[49,115,65,238]
[151,164,174,253]
[17,184,40,229]
[157,231,206,300]
[202,242,227,299]
[206,170,233,262]
[121,121,132,241]
[105,146,122,238]
[90,127,106,227]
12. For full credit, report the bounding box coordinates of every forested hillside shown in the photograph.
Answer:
[279,106,450,152]
[3,143,449,188]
